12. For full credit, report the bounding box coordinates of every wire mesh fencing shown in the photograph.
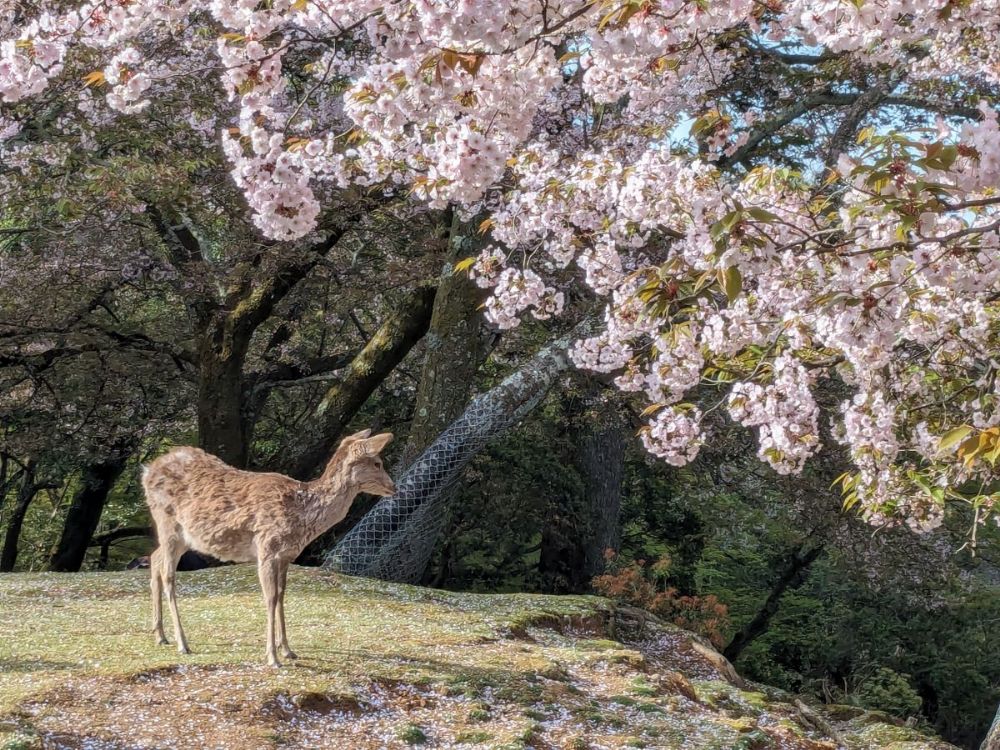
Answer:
[324,325,586,582]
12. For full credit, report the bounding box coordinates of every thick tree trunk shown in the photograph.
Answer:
[288,285,437,480]
[578,407,626,580]
[538,396,626,593]
[150,204,361,469]
[49,448,133,572]
[197,318,252,467]
[0,454,7,517]
[538,495,589,593]
[723,543,825,662]
[399,214,488,469]
[0,463,39,572]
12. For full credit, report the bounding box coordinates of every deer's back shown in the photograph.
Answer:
[142,447,305,561]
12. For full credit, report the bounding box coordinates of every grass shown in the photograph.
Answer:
[0,565,958,749]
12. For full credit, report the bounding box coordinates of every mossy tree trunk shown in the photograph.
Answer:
[538,392,626,593]
[286,285,438,480]
[149,204,357,468]
[578,404,626,580]
[398,212,490,470]
[196,316,254,467]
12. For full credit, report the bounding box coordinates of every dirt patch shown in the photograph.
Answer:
[507,609,611,641]
[20,666,277,750]
[262,691,367,720]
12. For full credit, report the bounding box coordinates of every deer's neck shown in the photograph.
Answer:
[302,471,356,537]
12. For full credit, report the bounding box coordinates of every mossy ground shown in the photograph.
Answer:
[0,566,956,749]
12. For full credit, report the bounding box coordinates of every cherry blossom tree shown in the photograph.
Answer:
[3,0,999,532]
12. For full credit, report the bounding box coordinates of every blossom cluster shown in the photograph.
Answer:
[3,0,1000,530]
[727,356,820,475]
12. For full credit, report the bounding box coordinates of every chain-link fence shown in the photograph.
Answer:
[324,326,585,582]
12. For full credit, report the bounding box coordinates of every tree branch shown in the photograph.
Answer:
[282,284,438,479]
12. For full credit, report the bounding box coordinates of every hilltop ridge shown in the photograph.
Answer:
[0,566,956,749]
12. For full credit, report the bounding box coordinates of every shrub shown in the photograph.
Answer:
[593,552,730,647]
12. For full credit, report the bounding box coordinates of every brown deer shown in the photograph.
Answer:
[141,429,395,666]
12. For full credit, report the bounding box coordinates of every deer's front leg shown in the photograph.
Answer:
[275,562,297,660]
[258,557,281,667]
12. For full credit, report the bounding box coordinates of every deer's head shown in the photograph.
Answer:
[340,429,396,496]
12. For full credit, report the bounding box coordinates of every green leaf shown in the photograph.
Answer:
[723,266,742,303]
[938,144,958,170]
[938,425,973,454]
[747,207,780,223]
[842,491,859,511]
[911,472,934,496]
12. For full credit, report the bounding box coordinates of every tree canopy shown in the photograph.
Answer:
[4,0,999,533]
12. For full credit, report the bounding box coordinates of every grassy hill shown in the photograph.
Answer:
[0,566,956,749]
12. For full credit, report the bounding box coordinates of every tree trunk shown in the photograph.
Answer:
[327,319,594,581]
[197,315,253,467]
[49,447,133,572]
[537,394,626,593]
[90,526,153,569]
[578,405,626,580]
[151,206,360,469]
[538,493,589,593]
[298,217,483,566]
[287,285,437,480]
[983,702,1000,750]
[723,543,825,662]
[399,214,489,469]
[0,463,40,572]
[0,454,8,517]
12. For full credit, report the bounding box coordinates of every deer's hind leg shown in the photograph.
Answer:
[275,562,296,660]
[159,531,191,655]
[257,557,282,667]
[150,547,168,646]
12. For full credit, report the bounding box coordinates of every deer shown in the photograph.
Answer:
[141,429,395,667]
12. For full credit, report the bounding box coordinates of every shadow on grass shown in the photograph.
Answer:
[0,658,80,674]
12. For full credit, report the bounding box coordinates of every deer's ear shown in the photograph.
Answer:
[347,428,373,441]
[365,433,393,455]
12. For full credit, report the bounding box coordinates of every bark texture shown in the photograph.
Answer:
[538,394,626,592]
[399,214,489,469]
[149,204,356,468]
[49,447,133,572]
[196,319,252,466]
[578,407,627,580]
[0,463,41,571]
[288,285,438,480]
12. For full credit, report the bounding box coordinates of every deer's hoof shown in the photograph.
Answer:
[266,658,282,668]
[178,645,191,655]
[281,649,298,660]
[155,636,169,646]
